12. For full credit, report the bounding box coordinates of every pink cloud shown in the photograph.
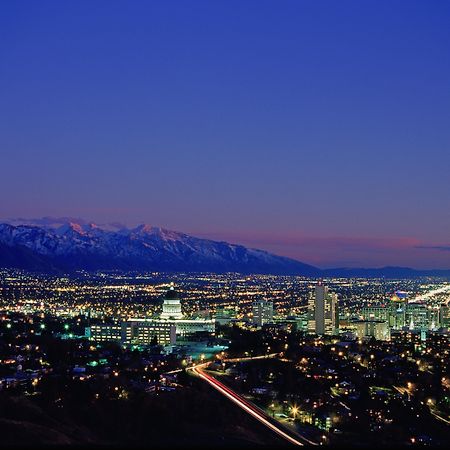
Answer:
[192,230,449,269]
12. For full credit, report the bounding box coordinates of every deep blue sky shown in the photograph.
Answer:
[1,1,450,268]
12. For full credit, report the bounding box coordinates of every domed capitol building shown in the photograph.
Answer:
[160,285,183,320]
[89,284,215,347]
[158,285,215,338]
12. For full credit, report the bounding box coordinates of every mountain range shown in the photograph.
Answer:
[0,219,449,278]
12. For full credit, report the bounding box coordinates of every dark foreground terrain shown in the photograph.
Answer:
[0,375,285,448]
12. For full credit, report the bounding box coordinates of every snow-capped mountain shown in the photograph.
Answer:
[0,220,319,275]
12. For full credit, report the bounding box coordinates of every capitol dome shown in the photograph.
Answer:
[164,287,179,300]
[160,286,183,320]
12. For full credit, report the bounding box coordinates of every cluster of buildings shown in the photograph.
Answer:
[304,282,449,342]
[88,286,215,347]
[352,292,449,341]
[87,280,449,346]
[251,283,449,344]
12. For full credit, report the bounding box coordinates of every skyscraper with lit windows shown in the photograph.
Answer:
[308,281,339,335]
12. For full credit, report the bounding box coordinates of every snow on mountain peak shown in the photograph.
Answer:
[0,220,319,275]
[55,222,86,235]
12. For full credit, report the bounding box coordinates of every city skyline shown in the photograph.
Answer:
[1,2,450,446]
[1,270,449,447]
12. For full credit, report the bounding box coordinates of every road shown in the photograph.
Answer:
[191,363,317,446]
[412,284,450,304]
[430,408,450,425]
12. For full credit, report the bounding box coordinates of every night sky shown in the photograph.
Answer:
[1,1,450,269]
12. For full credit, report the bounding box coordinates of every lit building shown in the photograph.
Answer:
[170,318,215,337]
[88,324,121,342]
[440,305,450,329]
[158,286,216,338]
[362,305,399,328]
[160,286,183,320]
[214,306,235,326]
[252,300,274,327]
[122,320,176,346]
[353,319,390,341]
[85,287,217,345]
[405,302,429,331]
[308,281,339,335]
[89,320,176,346]
[362,300,444,333]
[362,305,390,322]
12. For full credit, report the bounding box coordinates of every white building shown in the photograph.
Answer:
[160,286,183,320]
[90,287,216,345]
[158,286,215,337]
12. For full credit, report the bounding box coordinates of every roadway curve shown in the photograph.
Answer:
[191,363,317,446]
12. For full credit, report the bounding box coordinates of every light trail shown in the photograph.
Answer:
[191,364,317,446]
[412,284,450,303]
[224,353,279,363]
[430,410,450,425]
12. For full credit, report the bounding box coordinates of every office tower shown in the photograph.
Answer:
[252,300,274,327]
[440,305,450,328]
[405,303,429,331]
[308,282,339,335]
[362,306,390,322]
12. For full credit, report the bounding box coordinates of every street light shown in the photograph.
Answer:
[270,403,276,418]
[290,405,299,420]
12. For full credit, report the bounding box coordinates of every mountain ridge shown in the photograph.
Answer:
[0,221,319,275]
[0,220,449,278]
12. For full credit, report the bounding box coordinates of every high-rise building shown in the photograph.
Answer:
[362,305,398,328]
[362,306,390,322]
[405,303,429,331]
[308,282,339,335]
[252,300,274,327]
[440,305,450,329]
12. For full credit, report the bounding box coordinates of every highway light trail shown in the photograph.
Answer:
[413,284,450,303]
[192,364,316,446]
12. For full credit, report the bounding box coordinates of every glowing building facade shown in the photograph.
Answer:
[308,282,339,335]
